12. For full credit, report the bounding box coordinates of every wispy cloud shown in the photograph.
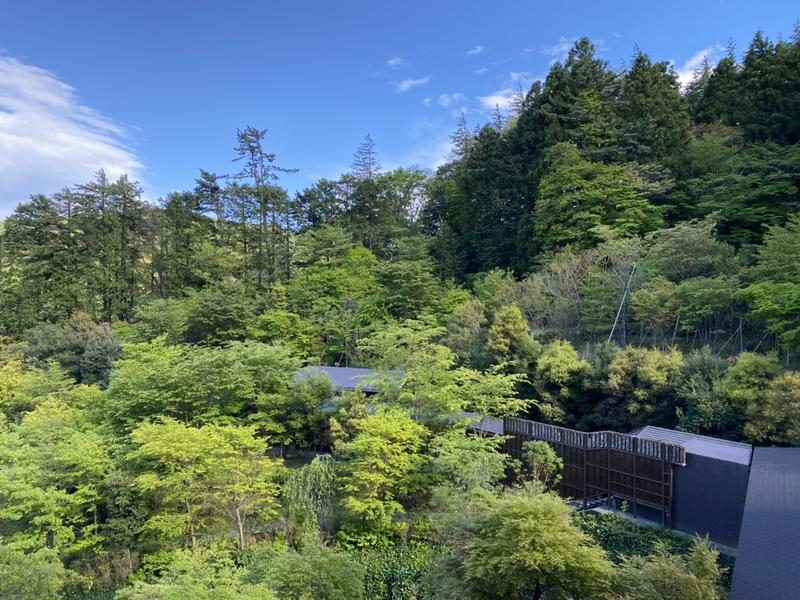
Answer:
[386,56,407,68]
[394,75,432,93]
[539,36,578,61]
[0,56,143,215]
[510,71,530,82]
[437,93,466,108]
[673,44,726,87]
[422,97,432,107]
[473,67,488,75]
[384,136,452,172]
[382,117,455,173]
[477,87,516,110]
[465,45,485,57]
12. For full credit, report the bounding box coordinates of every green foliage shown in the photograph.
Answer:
[375,237,442,320]
[612,539,724,600]
[129,298,191,344]
[0,357,73,422]
[80,323,122,387]
[0,397,111,555]
[470,269,516,314]
[535,142,663,253]
[245,535,365,600]
[486,304,541,373]
[631,277,680,348]
[619,51,691,162]
[429,487,613,600]
[247,309,320,358]
[0,545,67,600]
[184,280,256,345]
[127,419,282,549]
[22,314,121,386]
[456,367,529,425]
[115,546,276,600]
[642,218,736,282]
[738,216,800,351]
[737,31,800,145]
[721,352,781,423]
[670,139,800,245]
[676,349,737,438]
[333,407,428,534]
[0,173,145,332]
[358,320,479,427]
[577,513,694,562]
[533,339,592,424]
[521,440,563,489]
[430,431,509,493]
[286,243,378,364]
[106,339,299,431]
[282,454,337,537]
[443,298,488,368]
[743,371,800,445]
[284,374,335,449]
[351,543,438,600]
[594,346,685,430]
[748,214,800,284]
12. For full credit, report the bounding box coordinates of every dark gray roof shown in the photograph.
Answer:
[730,448,800,600]
[629,426,752,465]
[458,412,504,435]
[295,366,402,393]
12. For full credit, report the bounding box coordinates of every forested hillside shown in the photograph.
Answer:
[0,28,799,600]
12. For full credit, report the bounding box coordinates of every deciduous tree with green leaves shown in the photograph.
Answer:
[333,407,428,535]
[428,486,613,600]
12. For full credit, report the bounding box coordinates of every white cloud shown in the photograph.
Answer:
[386,56,406,68]
[674,45,726,87]
[477,87,516,110]
[394,75,432,92]
[510,71,530,82]
[0,56,143,214]
[422,97,432,107]
[437,93,466,108]
[473,67,488,75]
[540,36,577,61]
[465,45,485,56]
[383,136,452,172]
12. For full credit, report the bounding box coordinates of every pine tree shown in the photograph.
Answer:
[618,51,691,162]
[231,126,297,286]
[738,30,800,143]
[450,113,472,158]
[491,104,506,130]
[351,134,380,181]
[684,56,713,119]
[346,135,382,251]
[695,43,740,125]
[510,83,527,115]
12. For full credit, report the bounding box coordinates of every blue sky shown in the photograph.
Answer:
[0,0,796,216]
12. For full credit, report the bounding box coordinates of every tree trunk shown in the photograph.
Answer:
[186,500,197,548]
[236,507,246,550]
[532,582,543,600]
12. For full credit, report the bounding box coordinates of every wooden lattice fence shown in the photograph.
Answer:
[502,417,686,526]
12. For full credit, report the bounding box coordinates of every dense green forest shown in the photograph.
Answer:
[0,28,799,599]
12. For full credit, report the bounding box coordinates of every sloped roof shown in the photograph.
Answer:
[295,366,402,393]
[730,448,800,600]
[458,412,505,435]
[629,426,752,465]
